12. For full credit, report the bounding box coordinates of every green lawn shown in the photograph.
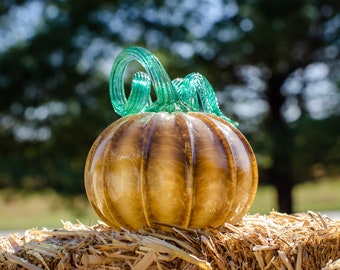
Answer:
[0,178,339,231]
[0,189,97,231]
[249,177,340,214]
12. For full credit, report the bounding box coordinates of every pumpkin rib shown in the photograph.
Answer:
[102,118,139,229]
[209,115,258,223]
[85,119,129,229]
[192,113,238,227]
[175,113,196,228]
[85,136,113,227]
[140,113,161,228]
[143,112,191,228]
[227,122,258,223]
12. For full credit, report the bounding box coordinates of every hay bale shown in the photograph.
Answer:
[0,211,339,269]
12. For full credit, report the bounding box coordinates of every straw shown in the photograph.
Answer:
[0,211,339,269]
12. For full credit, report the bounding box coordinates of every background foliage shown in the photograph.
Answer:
[1,0,339,212]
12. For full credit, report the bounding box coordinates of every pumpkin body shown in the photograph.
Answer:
[85,112,258,230]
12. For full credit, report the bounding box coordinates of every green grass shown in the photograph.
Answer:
[249,185,277,214]
[0,178,339,230]
[249,177,340,214]
[0,189,97,231]
[293,178,340,212]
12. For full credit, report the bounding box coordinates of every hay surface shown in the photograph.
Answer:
[0,211,339,270]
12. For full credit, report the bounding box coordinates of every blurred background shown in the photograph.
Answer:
[0,0,339,230]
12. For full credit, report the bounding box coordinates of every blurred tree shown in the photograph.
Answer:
[0,0,339,212]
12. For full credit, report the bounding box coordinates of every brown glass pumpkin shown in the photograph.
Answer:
[84,46,258,230]
[85,112,258,230]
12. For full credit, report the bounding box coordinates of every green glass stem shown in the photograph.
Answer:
[109,46,238,127]
[110,46,188,115]
[175,72,238,126]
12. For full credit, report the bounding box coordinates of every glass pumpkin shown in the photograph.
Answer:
[84,47,258,230]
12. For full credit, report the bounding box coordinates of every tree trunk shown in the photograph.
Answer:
[268,127,295,214]
[266,72,295,214]
[276,180,293,214]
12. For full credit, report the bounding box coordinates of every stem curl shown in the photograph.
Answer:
[109,46,238,127]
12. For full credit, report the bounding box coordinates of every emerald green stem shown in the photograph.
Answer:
[109,46,238,127]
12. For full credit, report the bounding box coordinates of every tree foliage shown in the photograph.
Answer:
[0,0,339,211]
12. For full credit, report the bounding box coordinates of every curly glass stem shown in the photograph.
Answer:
[110,46,187,115]
[176,73,238,126]
[109,46,238,127]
